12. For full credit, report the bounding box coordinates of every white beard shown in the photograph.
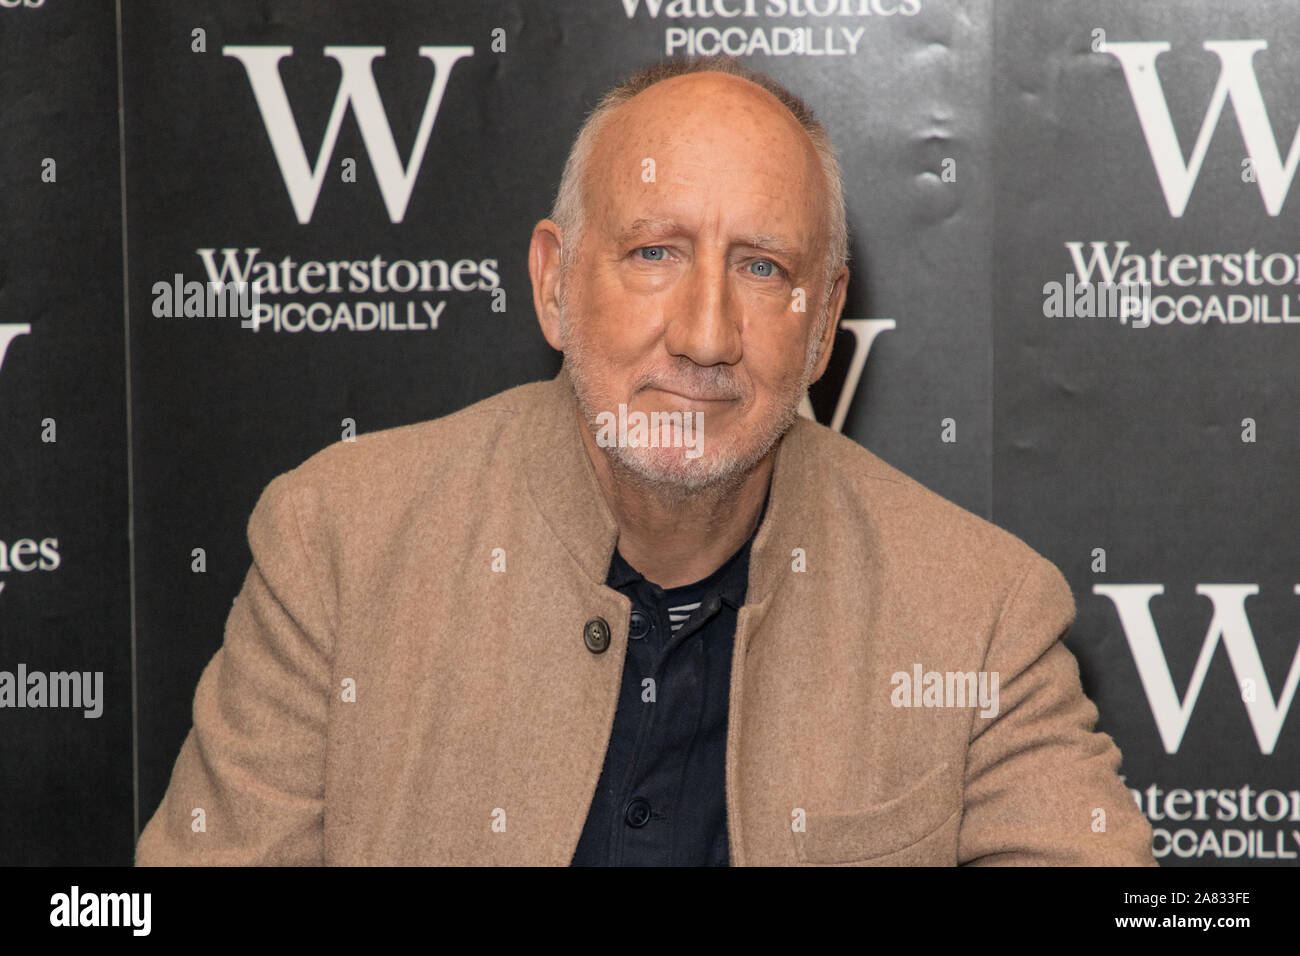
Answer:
[558,293,825,499]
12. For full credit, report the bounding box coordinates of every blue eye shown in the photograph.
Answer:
[639,246,667,261]
[749,259,777,277]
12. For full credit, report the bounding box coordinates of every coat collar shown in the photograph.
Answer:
[523,367,817,609]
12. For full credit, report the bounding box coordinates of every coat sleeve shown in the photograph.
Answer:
[957,555,1157,865]
[136,469,334,865]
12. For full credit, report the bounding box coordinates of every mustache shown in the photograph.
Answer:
[638,366,745,401]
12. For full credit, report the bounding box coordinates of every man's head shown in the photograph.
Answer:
[530,56,850,497]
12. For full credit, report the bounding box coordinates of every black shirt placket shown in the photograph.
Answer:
[571,538,751,867]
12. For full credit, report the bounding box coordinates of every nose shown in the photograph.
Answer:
[661,250,743,368]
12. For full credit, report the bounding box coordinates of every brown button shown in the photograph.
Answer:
[583,617,611,654]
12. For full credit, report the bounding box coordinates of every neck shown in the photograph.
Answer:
[576,405,773,589]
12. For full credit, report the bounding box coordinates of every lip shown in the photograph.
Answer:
[649,386,737,403]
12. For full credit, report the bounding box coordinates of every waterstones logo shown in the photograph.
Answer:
[1096,584,1300,754]
[1101,39,1300,217]
[1060,242,1300,328]
[798,317,894,434]
[191,247,500,334]
[0,535,61,600]
[1126,780,1300,861]
[619,0,921,58]
[225,44,473,223]
[0,323,31,380]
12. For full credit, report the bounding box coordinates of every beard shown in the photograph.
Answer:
[559,289,825,500]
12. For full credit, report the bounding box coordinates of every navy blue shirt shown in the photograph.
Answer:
[571,531,754,866]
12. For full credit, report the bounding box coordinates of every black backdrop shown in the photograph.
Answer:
[1,0,1296,866]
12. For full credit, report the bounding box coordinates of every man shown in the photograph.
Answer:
[137,56,1156,866]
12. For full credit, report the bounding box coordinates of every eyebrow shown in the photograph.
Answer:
[737,233,803,260]
[614,217,685,246]
[615,217,803,262]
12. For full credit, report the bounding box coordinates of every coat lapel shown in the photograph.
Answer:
[516,368,824,865]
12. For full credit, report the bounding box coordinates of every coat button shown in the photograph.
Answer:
[583,617,611,654]
[624,796,652,828]
[628,608,651,640]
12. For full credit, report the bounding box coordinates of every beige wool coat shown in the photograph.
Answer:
[137,369,1157,866]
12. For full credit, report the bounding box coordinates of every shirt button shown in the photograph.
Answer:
[583,617,611,654]
[624,796,652,828]
[628,608,651,640]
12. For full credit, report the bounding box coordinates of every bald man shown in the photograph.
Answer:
[137,57,1157,867]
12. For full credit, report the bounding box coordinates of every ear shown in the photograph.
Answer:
[809,265,850,384]
[530,219,566,351]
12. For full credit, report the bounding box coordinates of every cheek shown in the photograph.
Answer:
[742,325,810,390]
[578,295,666,359]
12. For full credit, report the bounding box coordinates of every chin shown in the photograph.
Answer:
[611,441,760,494]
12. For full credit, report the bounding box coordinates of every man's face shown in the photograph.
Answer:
[547,73,845,493]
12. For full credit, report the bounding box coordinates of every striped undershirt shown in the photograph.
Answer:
[666,601,702,633]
